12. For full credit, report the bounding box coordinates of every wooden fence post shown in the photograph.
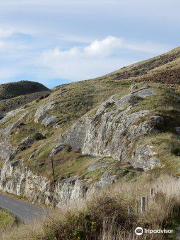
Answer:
[128,206,133,215]
[50,156,55,189]
[147,196,149,209]
[150,188,154,198]
[128,206,133,223]
[136,200,139,216]
[141,196,146,213]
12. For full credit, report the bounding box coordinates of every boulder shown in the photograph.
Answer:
[34,102,54,123]
[41,115,57,127]
[19,136,34,150]
[92,170,117,190]
[131,145,161,171]
[150,115,164,125]
[129,84,138,91]
[50,144,66,157]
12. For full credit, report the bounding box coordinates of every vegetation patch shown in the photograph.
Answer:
[0,208,20,233]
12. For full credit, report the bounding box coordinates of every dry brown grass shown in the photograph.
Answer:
[2,174,180,240]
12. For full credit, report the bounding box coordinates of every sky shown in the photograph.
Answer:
[0,0,180,88]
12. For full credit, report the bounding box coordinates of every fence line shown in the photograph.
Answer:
[128,187,158,215]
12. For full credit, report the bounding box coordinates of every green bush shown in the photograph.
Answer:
[171,148,180,156]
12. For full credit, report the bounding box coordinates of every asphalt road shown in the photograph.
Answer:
[0,193,47,223]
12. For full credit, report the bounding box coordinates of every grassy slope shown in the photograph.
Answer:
[0,209,18,233]
[0,91,50,114]
[96,46,180,84]
[0,47,180,183]
[6,81,180,182]
[1,47,180,239]
[9,80,135,182]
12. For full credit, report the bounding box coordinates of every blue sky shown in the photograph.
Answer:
[0,0,180,88]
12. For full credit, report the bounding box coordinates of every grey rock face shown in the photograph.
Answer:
[50,144,66,157]
[0,105,90,207]
[0,112,27,137]
[0,108,24,125]
[0,159,52,205]
[0,159,88,207]
[41,115,57,127]
[19,136,34,150]
[134,87,155,98]
[57,87,163,171]
[82,109,150,161]
[34,102,54,123]
[58,88,158,167]
[0,156,117,208]
[128,85,155,98]
[131,145,161,171]
[0,136,17,161]
[58,117,90,151]
[54,177,87,207]
[91,170,117,191]
[34,102,57,127]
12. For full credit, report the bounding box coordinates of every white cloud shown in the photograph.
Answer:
[0,30,173,85]
[0,26,33,54]
[0,28,14,39]
[84,37,123,56]
[36,36,171,81]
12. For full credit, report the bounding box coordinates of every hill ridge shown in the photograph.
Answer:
[0,80,49,101]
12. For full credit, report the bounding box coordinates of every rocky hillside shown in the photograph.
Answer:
[0,48,180,208]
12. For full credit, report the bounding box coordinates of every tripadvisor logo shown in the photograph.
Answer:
[135,227,143,236]
[135,227,173,235]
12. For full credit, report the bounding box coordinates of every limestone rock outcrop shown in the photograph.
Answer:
[34,102,56,126]
[57,87,161,171]
[0,85,170,208]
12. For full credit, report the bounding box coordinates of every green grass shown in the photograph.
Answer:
[2,80,132,179]
[0,208,19,232]
[1,82,178,180]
